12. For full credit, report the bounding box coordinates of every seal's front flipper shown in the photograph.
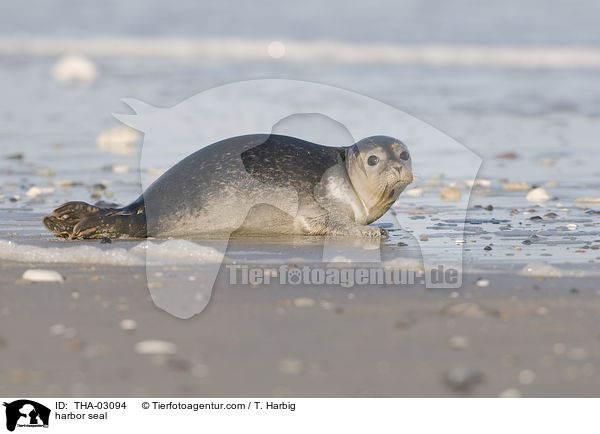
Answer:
[42,201,146,239]
[297,210,388,238]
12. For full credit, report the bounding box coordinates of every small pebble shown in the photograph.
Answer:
[119,319,138,331]
[567,347,588,361]
[52,179,82,187]
[483,245,492,251]
[293,297,316,307]
[134,340,177,355]
[25,186,54,198]
[49,324,66,336]
[499,388,522,398]
[503,182,531,192]
[443,302,488,319]
[552,343,567,355]
[448,335,470,350]
[405,188,424,197]
[476,279,490,287]
[526,187,551,203]
[36,168,56,177]
[444,366,484,393]
[441,186,461,202]
[466,179,491,187]
[100,237,112,244]
[278,359,304,375]
[575,197,600,204]
[425,175,443,185]
[518,369,535,385]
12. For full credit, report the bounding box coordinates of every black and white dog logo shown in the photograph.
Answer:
[3,400,50,432]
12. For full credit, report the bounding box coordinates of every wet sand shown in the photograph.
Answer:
[2,259,600,397]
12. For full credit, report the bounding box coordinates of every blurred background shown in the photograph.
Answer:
[2,0,600,207]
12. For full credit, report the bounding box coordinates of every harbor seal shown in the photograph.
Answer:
[43,134,413,239]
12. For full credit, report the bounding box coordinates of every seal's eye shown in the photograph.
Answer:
[367,155,380,166]
[399,151,410,161]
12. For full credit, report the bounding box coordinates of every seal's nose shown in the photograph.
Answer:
[394,166,402,176]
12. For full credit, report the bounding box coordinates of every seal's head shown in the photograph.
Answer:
[345,136,413,222]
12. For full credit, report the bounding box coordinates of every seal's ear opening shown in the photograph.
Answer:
[342,145,360,163]
[345,144,367,175]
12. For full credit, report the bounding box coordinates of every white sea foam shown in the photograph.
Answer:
[0,240,144,266]
[518,262,592,278]
[130,239,224,263]
[2,37,600,68]
[0,239,223,266]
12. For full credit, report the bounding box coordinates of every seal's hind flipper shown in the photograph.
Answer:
[42,215,73,238]
[43,201,146,239]
[51,201,104,219]
[43,201,107,238]
[71,214,147,239]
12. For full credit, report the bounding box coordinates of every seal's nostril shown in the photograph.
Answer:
[394,166,402,176]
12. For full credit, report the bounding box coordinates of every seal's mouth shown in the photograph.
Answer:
[372,168,413,203]
[387,166,413,188]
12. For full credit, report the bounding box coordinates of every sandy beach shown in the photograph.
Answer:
[2,258,600,397]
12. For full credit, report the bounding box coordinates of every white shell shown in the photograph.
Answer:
[22,269,64,283]
[526,187,551,203]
